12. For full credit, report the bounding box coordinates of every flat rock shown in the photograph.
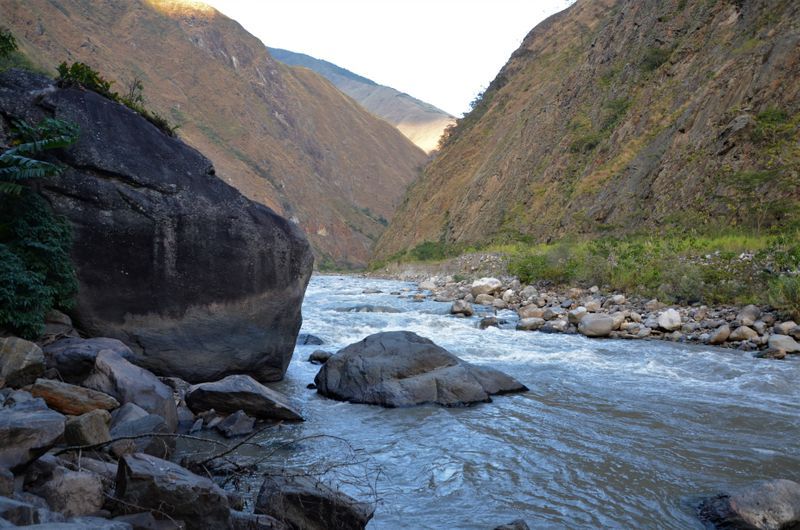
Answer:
[0,337,45,388]
[28,378,119,416]
[698,479,800,530]
[255,472,374,530]
[42,338,135,385]
[84,351,177,432]
[115,453,230,530]
[185,375,302,421]
[0,402,65,471]
[314,331,528,408]
[578,314,615,338]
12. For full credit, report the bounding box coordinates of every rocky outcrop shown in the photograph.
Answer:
[314,331,528,407]
[185,375,303,421]
[0,69,314,384]
[255,473,374,530]
[115,453,231,529]
[698,479,800,530]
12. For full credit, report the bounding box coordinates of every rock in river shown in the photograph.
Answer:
[698,478,800,529]
[314,331,528,407]
[185,375,303,421]
[0,69,313,384]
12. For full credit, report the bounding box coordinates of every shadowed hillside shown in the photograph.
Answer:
[1,0,427,268]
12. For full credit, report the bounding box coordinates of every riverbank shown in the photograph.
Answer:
[366,262,800,359]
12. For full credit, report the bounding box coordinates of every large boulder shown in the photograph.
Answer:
[255,473,374,530]
[657,309,682,332]
[0,70,313,384]
[0,337,45,388]
[769,334,800,353]
[471,278,503,297]
[114,453,231,529]
[185,375,302,421]
[83,351,177,432]
[28,379,119,416]
[698,479,800,529]
[42,338,135,384]
[314,331,528,407]
[0,399,65,471]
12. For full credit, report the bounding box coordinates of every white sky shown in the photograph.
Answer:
[204,0,575,116]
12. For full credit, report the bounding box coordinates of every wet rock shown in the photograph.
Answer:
[230,510,288,530]
[729,326,759,342]
[516,318,545,331]
[109,415,174,459]
[450,300,474,316]
[115,453,230,529]
[255,472,374,530]
[0,401,65,471]
[43,338,135,385]
[657,309,682,332]
[84,351,178,432]
[315,331,527,407]
[185,375,303,421]
[737,304,761,327]
[540,319,569,333]
[215,410,255,438]
[0,337,45,388]
[698,479,800,530]
[297,334,324,346]
[708,325,731,345]
[0,468,12,497]
[578,314,615,338]
[28,379,119,416]
[756,348,787,360]
[471,277,503,297]
[769,334,800,353]
[479,317,501,330]
[65,409,112,446]
[308,350,332,365]
[494,520,530,530]
[335,305,401,313]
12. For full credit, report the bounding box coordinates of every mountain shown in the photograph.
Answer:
[1,0,427,268]
[269,47,455,153]
[374,0,800,260]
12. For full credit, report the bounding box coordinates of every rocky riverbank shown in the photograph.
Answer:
[0,313,374,529]
[373,272,800,360]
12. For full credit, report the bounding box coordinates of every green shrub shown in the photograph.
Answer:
[0,28,17,58]
[641,47,671,71]
[0,118,79,339]
[569,132,604,153]
[410,241,448,261]
[769,275,800,320]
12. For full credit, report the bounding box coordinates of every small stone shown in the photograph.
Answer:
[479,317,500,330]
[450,300,474,316]
[494,520,530,530]
[610,294,626,305]
[518,305,544,319]
[708,325,731,345]
[729,326,759,342]
[543,307,565,321]
[541,319,569,333]
[585,300,602,312]
[516,318,545,331]
[308,350,333,365]
[475,293,495,305]
[567,307,588,324]
[0,337,45,388]
[215,410,255,438]
[0,467,12,497]
[645,299,665,312]
[657,309,682,331]
[65,409,111,446]
[756,348,787,360]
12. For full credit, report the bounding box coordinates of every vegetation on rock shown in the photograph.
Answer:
[0,118,79,339]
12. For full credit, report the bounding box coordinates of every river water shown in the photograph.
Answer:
[265,274,800,529]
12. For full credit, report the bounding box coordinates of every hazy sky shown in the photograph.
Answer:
[204,0,575,116]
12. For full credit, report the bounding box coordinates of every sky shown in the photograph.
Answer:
[204,0,575,116]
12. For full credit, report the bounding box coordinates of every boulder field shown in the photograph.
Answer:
[0,69,313,383]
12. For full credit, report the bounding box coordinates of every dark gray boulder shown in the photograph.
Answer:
[314,331,528,407]
[83,351,178,432]
[43,338,135,384]
[215,410,255,438]
[115,453,230,529]
[255,473,374,530]
[494,520,530,530]
[0,399,65,471]
[308,350,332,365]
[0,69,313,384]
[698,479,800,529]
[185,375,303,421]
[109,414,174,459]
[230,510,289,530]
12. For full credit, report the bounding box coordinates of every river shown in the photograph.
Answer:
[263,274,800,529]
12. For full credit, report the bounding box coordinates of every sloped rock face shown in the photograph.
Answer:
[0,70,313,383]
[314,331,528,407]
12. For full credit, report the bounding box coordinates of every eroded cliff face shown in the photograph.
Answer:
[0,69,314,383]
[375,0,800,259]
[1,0,427,268]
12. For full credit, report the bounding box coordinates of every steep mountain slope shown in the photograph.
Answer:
[1,0,427,268]
[375,0,800,259]
[270,47,455,153]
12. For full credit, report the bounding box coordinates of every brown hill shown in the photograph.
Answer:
[374,0,800,259]
[1,0,427,268]
[269,47,456,153]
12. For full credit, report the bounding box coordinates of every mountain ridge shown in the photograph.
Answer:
[269,47,455,153]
